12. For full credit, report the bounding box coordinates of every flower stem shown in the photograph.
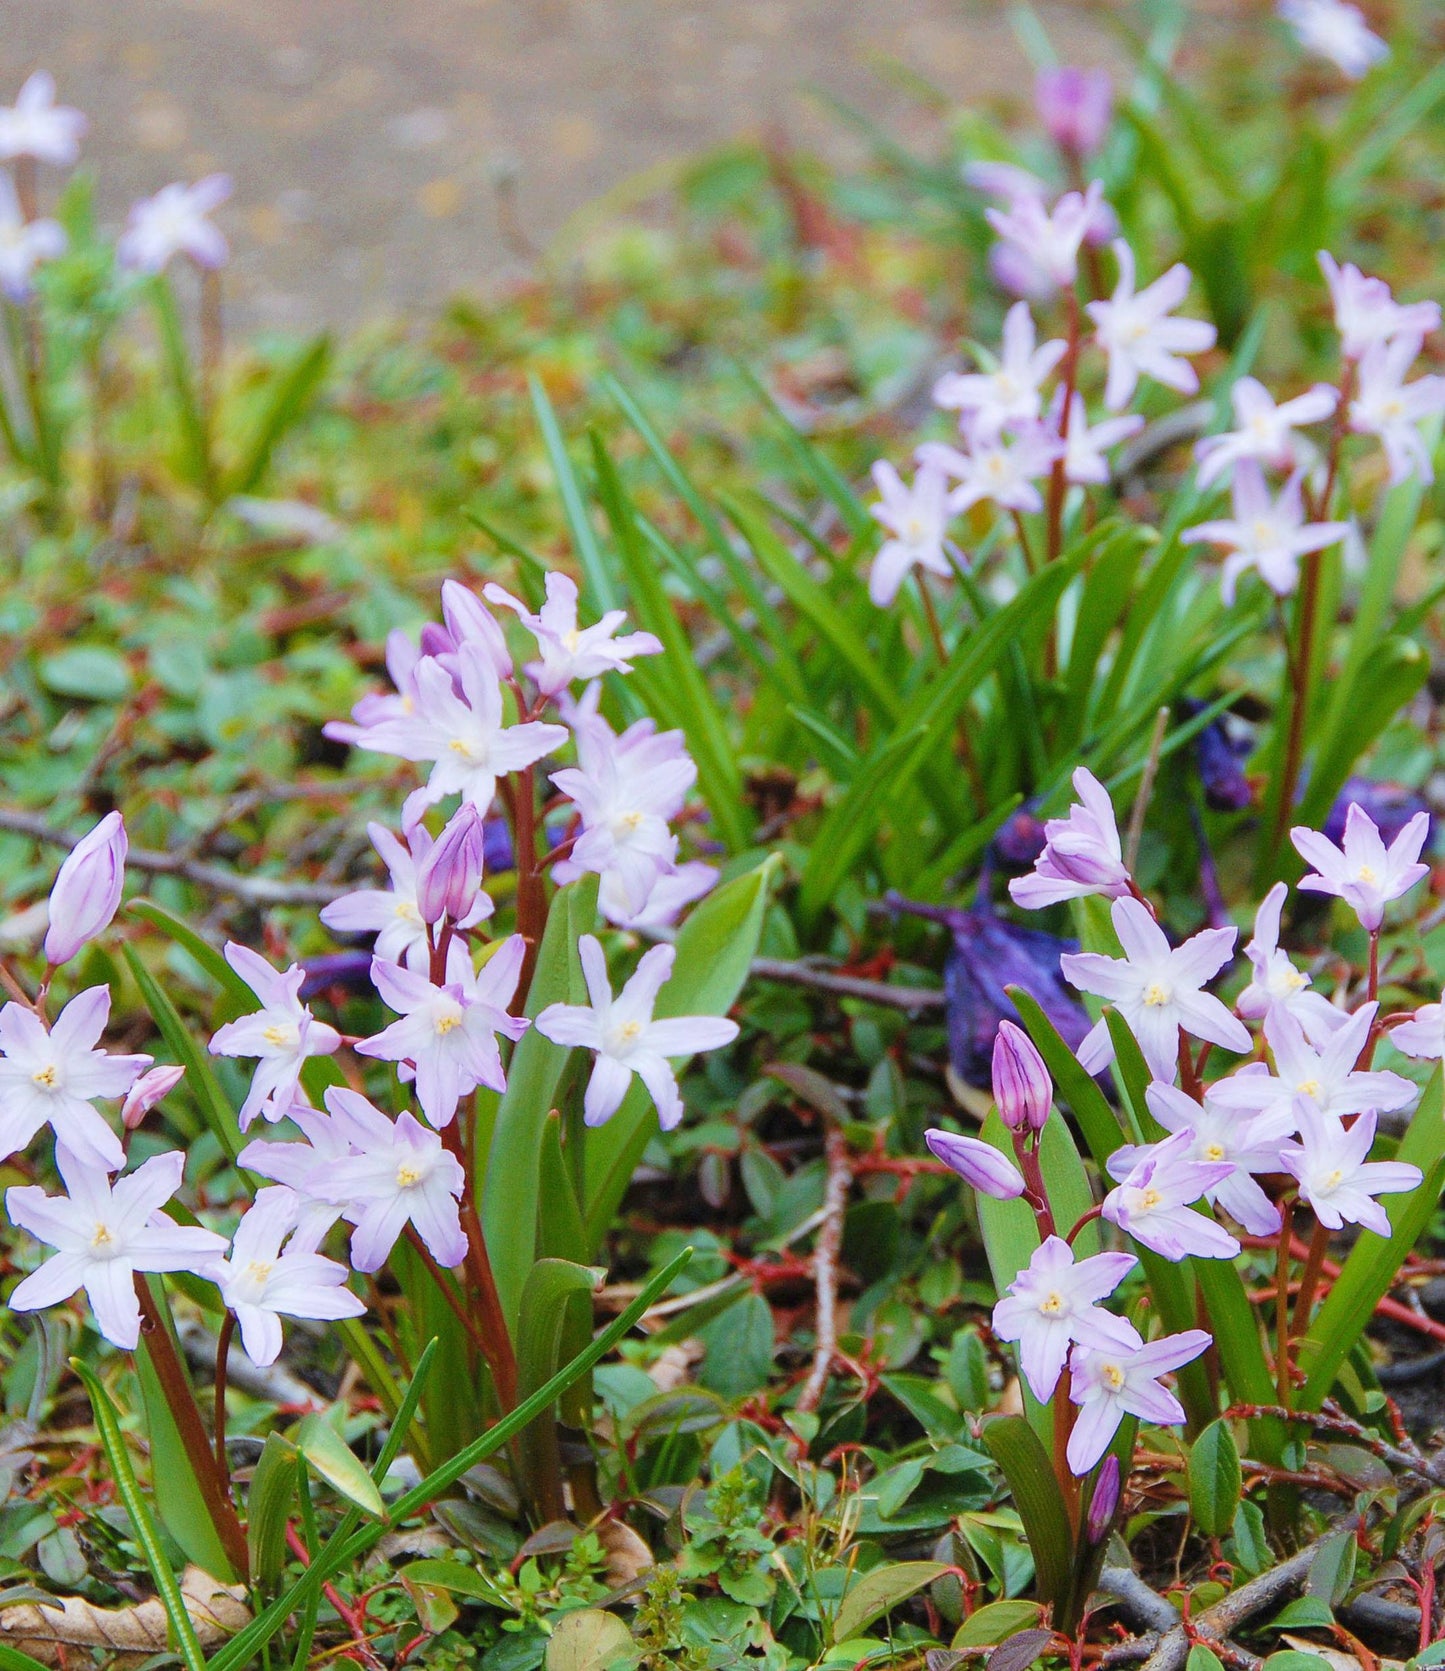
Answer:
[213,1310,235,1485]
[1273,1205,1295,1412]
[440,1122,518,1409]
[512,764,546,1008]
[1291,1222,1331,1337]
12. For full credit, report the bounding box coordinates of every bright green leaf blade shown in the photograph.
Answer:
[1188,1419,1241,1537]
[830,1561,951,1646]
[293,1414,386,1521]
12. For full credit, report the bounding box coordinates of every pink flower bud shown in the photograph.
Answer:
[1086,1453,1120,1543]
[1036,67,1113,157]
[925,1129,1027,1201]
[414,804,487,925]
[121,1063,185,1129]
[43,811,127,966]
[992,1020,1052,1133]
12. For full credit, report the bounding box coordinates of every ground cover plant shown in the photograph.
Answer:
[7,1,1445,1667]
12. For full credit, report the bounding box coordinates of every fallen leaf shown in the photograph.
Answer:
[597,1518,654,1587]
[0,1565,249,1666]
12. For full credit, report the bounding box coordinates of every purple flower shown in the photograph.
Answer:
[1053,390,1144,487]
[600,860,716,932]
[43,811,127,968]
[1183,463,1350,603]
[1237,882,1344,1040]
[1067,1328,1211,1475]
[535,936,738,1131]
[209,945,342,1130]
[1194,376,1337,490]
[0,177,65,300]
[355,936,529,1128]
[866,460,955,607]
[0,987,150,1171]
[933,301,1066,438]
[484,572,662,695]
[414,803,489,927]
[1320,254,1439,360]
[924,1128,1026,1200]
[987,180,1107,293]
[1086,1453,1121,1541]
[1009,768,1132,910]
[6,1149,227,1350]
[992,1235,1137,1403]
[1087,242,1216,412]
[1177,698,1253,813]
[120,1063,185,1131]
[202,1186,364,1366]
[1101,1129,1240,1260]
[117,175,231,274]
[0,72,86,166]
[1280,1106,1421,1236]
[992,1020,1052,1133]
[1292,801,1430,932]
[1063,898,1251,1081]
[1036,67,1113,157]
[918,421,1063,517]
[1211,1002,1414,1124]
[1391,990,1445,1061]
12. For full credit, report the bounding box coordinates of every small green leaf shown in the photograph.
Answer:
[1232,1499,1269,1575]
[1188,1420,1241,1537]
[398,1558,496,1600]
[246,1433,299,1595]
[1267,1596,1334,1630]
[37,646,133,702]
[293,1414,386,1521]
[952,1600,1046,1647]
[830,1560,951,1646]
[545,1608,636,1671]
[1186,1648,1226,1671]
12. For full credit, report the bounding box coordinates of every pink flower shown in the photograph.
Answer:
[1391,990,1445,1060]
[866,460,955,607]
[923,1128,1026,1200]
[1280,1106,1421,1235]
[1036,67,1113,157]
[117,175,231,273]
[356,937,529,1127]
[1210,1002,1415,1124]
[483,572,661,695]
[991,1235,1137,1403]
[1291,802,1430,932]
[1066,1328,1211,1475]
[986,180,1107,293]
[1102,1129,1241,1259]
[535,936,738,1131]
[933,301,1066,438]
[43,811,127,967]
[120,1064,185,1131]
[1052,391,1143,486]
[1010,767,1131,910]
[1349,335,1445,485]
[1278,0,1387,79]
[1087,242,1216,412]
[992,1020,1052,1133]
[0,987,150,1171]
[6,1149,227,1349]
[0,176,65,301]
[209,945,341,1130]
[1194,377,1337,489]
[1319,253,1439,359]
[599,860,717,932]
[1182,463,1350,602]
[202,1186,364,1366]
[414,803,488,927]
[1063,897,1250,1081]
[918,421,1062,516]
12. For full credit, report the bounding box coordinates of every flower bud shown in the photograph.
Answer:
[992,1020,1052,1133]
[122,1063,184,1130]
[44,811,127,966]
[1036,67,1113,157]
[1086,1453,1120,1543]
[925,1129,1027,1202]
[414,804,487,926]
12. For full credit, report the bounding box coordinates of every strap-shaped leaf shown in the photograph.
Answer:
[246,1433,299,1595]
[979,1416,1074,1615]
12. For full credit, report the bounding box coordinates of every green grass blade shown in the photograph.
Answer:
[227,334,331,497]
[528,374,617,612]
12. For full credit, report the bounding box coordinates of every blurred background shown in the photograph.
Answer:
[0,0,1142,330]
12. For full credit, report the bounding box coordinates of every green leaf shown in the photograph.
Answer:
[293,1414,386,1521]
[0,1647,56,1671]
[515,1257,604,1494]
[830,1560,951,1646]
[1267,1597,1334,1631]
[1186,1649,1226,1671]
[227,334,330,497]
[1188,1420,1241,1537]
[208,1251,691,1671]
[1007,987,1125,1167]
[36,646,133,702]
[545,1608,637,1671]
[952,1600,1046,1647]
[1232,1499,1269,1575]
[71,1358,209,1671]
[246,1433,299,1595]
[979,1416,1074,1614]
[134,1327,239,1583]
[529,376,616,612]
[151,276,212,495]
[582,856,778,1248]
[395,1558,495,1600]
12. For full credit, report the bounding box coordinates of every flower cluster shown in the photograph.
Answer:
[928,768,1434,1475]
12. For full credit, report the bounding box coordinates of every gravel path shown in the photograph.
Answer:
[2,0,1114,330]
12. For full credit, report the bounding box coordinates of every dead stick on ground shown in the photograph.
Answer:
[796,1127,851,1415]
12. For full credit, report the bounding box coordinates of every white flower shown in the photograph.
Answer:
[0,175,65,302]
[1087,242,1217,412]
[209,945,342,1130]
[1291,802,1431,932]
[203,1187,364,1366]
[1062,896,1251,1080]
[117,175,232,274]
[0,72,86,166]
[917,422,1062,516]
[933,302,1066,437]
[1067,1329,1210,1476]
[535,936,739,1130]
[1319,253,1439,359]
[1182,463,1349,603]
[1278,0,1388,78]
[1349,335,1445,485]
[1392,990,1445,1061]
[1281,1106,1420,1236]
[483,572,662,696]
[1209,1002,1416,1125]
[1053,391,1144,486]
[1237,881,1346,1042]
[1194,376,1337,489]
[864,460,955,607]
[6,1149,227,1350]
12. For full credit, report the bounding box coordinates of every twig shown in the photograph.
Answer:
[750,956,944,1011]
[1096,1568,1180,1633]
[796,1128,851,1414]
[0,805,344,906]
[1139,1516,1363,1671]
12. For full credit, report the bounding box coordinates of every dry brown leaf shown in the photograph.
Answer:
[1278,1634,1360,1670]
[647,1341,703,1393]
[596,1518,654,1587]
[0,1564,249,1667]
